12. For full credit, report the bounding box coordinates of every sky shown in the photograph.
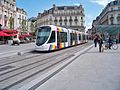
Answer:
[16,0,114,30]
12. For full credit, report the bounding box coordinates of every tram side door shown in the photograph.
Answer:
[57,31,60,49]
[74,32,77,45]
[70,33,73,46]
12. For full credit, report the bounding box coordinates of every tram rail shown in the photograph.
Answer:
[0,42,92,89]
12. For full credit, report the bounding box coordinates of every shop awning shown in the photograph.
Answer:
[19,35,25,38]
[8,34,17,36]
[0,31,10,36]
[24,34,32,37]
[3,30,18,34]
[2,30,18,36]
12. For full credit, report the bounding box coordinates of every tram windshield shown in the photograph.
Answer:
[36,26,51,46]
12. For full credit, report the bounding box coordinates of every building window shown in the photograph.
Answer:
[110,15,114,25]
[81,17,83,20]
[70,22,72,26]
[81,23,83,26]
[55,22,57,25]
[22,16,24,19]
[81,11,83,14]
[50,22,52,25]
[111,8,113,11]
[54,17,58,25]
[19,15,21,19]
[118,7,120,10]
[60,22,62,26]
[49,16,52,21]
[75,22,77,26]
[113,1,117,5]
[69,16,73,22]
[117,14,120,24]
[64,17,67,22]
[65,22,67,26]
[74,16,78,22]
[59,17,62,22]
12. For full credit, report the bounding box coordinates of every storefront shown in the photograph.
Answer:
[0,30,19,45]
[0,31,10,44]
[19,34,32,43]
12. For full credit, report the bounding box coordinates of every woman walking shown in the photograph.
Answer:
[98,34,103,52]
[94,34,98,47]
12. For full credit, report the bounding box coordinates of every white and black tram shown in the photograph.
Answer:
[35,25,88,51]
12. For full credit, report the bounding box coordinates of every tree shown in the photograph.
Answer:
[22,19,26,33]
[30,21,34,33]
[9,16,14,29]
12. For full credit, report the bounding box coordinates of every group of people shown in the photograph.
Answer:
[93,34,113,52]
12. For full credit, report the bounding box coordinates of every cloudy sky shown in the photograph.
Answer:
[16,0,115,30]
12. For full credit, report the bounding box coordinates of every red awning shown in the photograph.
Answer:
[2,30,18,36]
[3,30,18,34]
[0,31,10,36]
[19,35,25,38]
[8,34,17,36]
[24,34,32,37]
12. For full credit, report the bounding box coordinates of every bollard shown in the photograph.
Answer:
[17,52,22,55]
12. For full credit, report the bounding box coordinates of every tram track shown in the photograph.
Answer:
[0,46,77,75]
[0,42,87,67]
[0,54,74,90]
[0,52,72,80]
[0,42,92,90]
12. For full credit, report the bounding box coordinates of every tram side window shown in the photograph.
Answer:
[83,35,85,40]
[71,33,74,40]
[79,34,81,40]
[48,31,55,43]
[60,32,67,42]
[70,33,73,41]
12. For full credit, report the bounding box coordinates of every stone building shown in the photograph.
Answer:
[92,0,120,37]
[37,4,85,32]
[27,17,37,34]
[92,0,120,26]
[16,7,27,33]
[0,0,27,31]
[0,0,16,29]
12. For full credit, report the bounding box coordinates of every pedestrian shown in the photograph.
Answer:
[108,35,113,49]
[94,34,98,47]
[98,34,103,52]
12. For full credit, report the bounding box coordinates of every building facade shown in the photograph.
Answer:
[0,0,16,29]
[0,0,27,31]
[37,4,85,32]
[16,7,27,33]
[27,17,37,34]
[91,0,120,37]
[93,0,120,26]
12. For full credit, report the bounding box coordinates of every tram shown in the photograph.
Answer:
[35,25,88,51]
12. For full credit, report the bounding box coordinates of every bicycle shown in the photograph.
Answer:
[104,41,118,50]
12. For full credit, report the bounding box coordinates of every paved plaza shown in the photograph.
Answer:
[27,44,120,90]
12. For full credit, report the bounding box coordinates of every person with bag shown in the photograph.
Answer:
[98,34,103,52]
[108,35,113,49]
[93,34,98,47]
